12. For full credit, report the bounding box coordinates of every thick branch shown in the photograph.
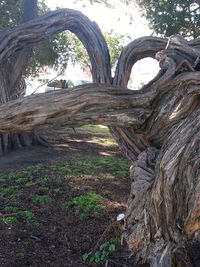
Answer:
[0,85,151,133]
[114,36,167,87]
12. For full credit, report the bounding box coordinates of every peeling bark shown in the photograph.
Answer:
[0,8,200,266]
[0,0,41,154]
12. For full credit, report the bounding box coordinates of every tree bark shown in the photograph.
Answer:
[1,8,200,266]
[0,0,41,154]
[0,5,112,154]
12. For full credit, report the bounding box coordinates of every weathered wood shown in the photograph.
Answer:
[0,85,151,132]
[0,5,111,153]
[0,0,40,153]
[1,7,200,267]
[0,8,111,84]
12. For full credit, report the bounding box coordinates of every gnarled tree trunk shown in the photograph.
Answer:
[0,0,47,155]
[0,8,200,267]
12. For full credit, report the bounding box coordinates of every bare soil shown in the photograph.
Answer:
[0,127,136,267]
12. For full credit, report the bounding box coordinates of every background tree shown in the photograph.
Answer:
[0,0,70,77]
[136,0,200,38]
[0,0,46,154]
[68,31,130,72]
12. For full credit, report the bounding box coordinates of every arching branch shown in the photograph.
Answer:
[114,36,167,87]
[0,8,111,84]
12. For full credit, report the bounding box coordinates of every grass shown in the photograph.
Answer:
[2,206,39,227]
[0,186,22,200]
[0,174,7,182]
[2,216,18,225]
[31,194,52,205]
[51,154,129,180]
[4,206,20,212]
[0,153,129,226]
[83,236,121,264]
[0,125,131,266]
[78,125,111,137]
[63,192,105,220]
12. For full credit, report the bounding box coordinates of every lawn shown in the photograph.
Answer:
[0,125,135,266]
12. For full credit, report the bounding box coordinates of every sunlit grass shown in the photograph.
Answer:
[78,125,111,137]
[88,137,117,148]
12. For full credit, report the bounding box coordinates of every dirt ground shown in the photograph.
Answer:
[0,126,136,267]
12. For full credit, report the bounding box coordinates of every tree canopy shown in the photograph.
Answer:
[136,1,200,38]
[68,31,130,72]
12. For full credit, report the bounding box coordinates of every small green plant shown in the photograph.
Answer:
[34,164,45,172]
[52,188,63,196]
[8,170,32,184]
[63,192,104,220]
[31,194,52,205]
[56,176,65,184]
[0,186,22,200]
[2,208,39,227]
[4,206,20,212]
[83,241,116,264]
[2,216,18,225]
[0,174,7,181]
[39,175,54,185]
[17,252,25,258]
[19,211,39,227]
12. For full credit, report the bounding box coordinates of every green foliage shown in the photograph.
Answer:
[79,125,111,137]
[0,0,23,29]
[0,0,48,30]
[17,252,25,258]
[63,192,104,220]
[1,208,39,227]
[19,210,39,227]
[4,206,20,213]
[104,31,130,68]
[3,216,18,225]
[0,0,68,76]
[31,194,52,205]
[136,1,200,38]
[68,31,129,70]
[8,170,32,185]
[0,174,7,182]
[0,186,22,200]
[83,239,118,264]
[52,154,129,180]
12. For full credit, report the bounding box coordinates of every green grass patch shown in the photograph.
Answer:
[0,186,22,200]
[51,154,129,180]
[63,192,104,220]
[78,125,111,137]
[1,209,39,227]
[31,194,52,205]
[4,206,20,212]
[3,216,18,225]
[89,136,117,148]
[8,170,33,184]
[19,211,39,227]
[0,174,7,182]
[83,237,120,264]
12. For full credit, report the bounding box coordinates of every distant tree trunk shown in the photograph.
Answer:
[0,0,47,155]
[1,8,200,267]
